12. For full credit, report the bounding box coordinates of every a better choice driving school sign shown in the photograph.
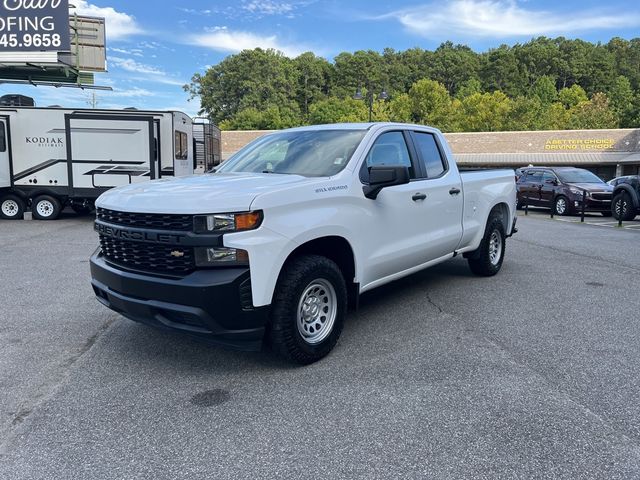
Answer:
[0,0,70,52]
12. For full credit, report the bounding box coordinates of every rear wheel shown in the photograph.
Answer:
[0,194,25,220]
[467,215,506,277]
[554,195,569,216]
[612,192,636,221]
[32,195,62,220]
[268,255,347,364]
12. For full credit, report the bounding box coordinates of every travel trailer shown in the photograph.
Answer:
[0,106,219,220]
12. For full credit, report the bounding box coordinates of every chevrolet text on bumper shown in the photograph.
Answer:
[90,122,518,364]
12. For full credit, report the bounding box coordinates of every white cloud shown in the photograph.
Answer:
[108,57,186,86]
[74,1,143,40]
[109,47,143,57]
[243,1,295,16]
[380,0,640,38]
[108,87,155,98]
[187,27,311,57]
[109,56,164,75]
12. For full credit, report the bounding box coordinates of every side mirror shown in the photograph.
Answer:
[363,165,410,199]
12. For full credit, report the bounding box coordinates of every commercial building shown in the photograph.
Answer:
[222,128,640,180]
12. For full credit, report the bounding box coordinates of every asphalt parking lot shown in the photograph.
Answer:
[1,212,640,479]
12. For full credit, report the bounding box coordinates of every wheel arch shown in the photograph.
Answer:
[280,236,358,309]
[487,201,512,234]
[613,185,640,209]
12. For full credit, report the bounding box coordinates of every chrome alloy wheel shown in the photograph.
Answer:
[555,197,567,215]
[36,199,55,218]
[1,199,19,217]
[296,278,337,344]
[614,197,628,217]
[489,230,503,266]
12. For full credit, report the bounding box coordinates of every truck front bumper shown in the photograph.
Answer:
[90,251,269,351]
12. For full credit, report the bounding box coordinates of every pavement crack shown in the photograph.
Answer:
[512,237,640,274]
[425,293,444,314]
[0,316,117,454]
[479,330,640,451]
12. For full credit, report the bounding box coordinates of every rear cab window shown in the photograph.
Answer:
[410,131,447,178]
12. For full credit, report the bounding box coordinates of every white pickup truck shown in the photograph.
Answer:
[90,123,517,364]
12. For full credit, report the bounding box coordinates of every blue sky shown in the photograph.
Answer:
[2,0,639,117]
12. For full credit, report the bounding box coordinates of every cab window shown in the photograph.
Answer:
[364,131,414,179]
[412,131,446,178]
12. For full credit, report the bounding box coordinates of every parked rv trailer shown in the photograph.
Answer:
[0,107,213,220]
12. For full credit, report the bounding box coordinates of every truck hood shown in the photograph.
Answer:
[96,172,313,214]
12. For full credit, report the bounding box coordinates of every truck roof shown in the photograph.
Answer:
[284,122,439,132]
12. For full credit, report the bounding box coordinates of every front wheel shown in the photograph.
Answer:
[612,192,636,221]
[32,195,62,220]
[554,195,569,216]
[467,215,506,276]
[0,194,25,220]
[268,255,347,364]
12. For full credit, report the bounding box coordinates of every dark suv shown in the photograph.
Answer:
[610,175,640,221]
[516,167,613,216]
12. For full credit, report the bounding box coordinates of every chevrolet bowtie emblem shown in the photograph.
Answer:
[170,250,185,258]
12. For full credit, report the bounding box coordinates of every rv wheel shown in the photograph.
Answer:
[32,195,62,220]
[0,194,25,220]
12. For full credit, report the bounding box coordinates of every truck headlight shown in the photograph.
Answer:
[194,247,249,267]
[193,211,262,233]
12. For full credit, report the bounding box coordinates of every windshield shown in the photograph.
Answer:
[216,129,367,177]
[557,170,605,184]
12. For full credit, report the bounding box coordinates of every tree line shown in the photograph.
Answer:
[184,37,640,132]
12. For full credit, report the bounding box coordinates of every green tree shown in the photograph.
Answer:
[455,78,482,99]
[568,92,618,129]
[531,75,558,104]
[558,84,588,108]
[308,98,368,124]
[456,91,513,132]
[431,41,480,95]
[387,93,412,122]
[294,52,332,120]
[607,76,635,127]
[408,79,454,130]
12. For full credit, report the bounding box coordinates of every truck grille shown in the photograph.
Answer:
[99,236,195,275]
[96,208,193,231]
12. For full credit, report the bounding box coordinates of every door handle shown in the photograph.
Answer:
[412,193,427,201]
[449,187,461,195]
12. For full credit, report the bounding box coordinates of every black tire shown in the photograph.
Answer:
[71,203,94,215]
[0,194,25,220]
[268,255,347,364]
[554,195,569,216]
[467,215,506,277]
[612,192,636,221]
[32,195,62,220]
[601,211,613,217]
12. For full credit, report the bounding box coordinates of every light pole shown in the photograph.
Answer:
[353,84,388,122]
